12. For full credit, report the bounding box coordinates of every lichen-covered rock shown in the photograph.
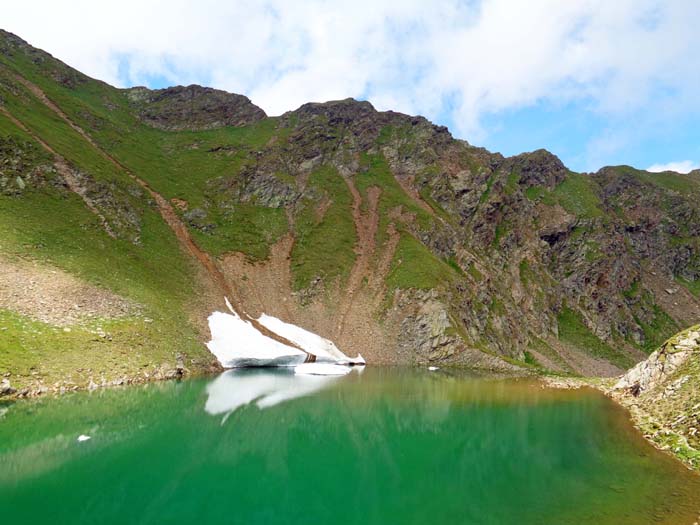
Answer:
[238,172,299,208]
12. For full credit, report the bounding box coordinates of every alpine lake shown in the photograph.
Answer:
[1,367,699,524]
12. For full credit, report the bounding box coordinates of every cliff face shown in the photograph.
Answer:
[1,28,699,388]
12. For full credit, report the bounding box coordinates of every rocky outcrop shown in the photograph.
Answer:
[0,136,143,243]
[603,324,700,470]
[395,289,463,362]
[614,325,700,395]
[125,85,266,131]
[0,135,56,195]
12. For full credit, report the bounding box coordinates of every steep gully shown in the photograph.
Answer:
[334,178,403,339]
[335,181,381,338]
[1,67,313,358]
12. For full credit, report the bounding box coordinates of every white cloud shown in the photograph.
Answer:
[2,0,700,164]
[647,160,699,174]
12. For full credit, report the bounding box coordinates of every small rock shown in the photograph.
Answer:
[0,378,16,396]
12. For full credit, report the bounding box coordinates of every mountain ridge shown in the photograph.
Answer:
[1,28,699,394]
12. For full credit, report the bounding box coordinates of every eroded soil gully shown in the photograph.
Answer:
[335,179,381,338]
[3,69,308,355]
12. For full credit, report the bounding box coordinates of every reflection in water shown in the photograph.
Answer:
[204,368,352,421]
[1,368,699,525]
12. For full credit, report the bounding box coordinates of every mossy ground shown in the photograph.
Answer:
[677,276,700,297]
[386,234,459,291]
[557,307,635,369]
[291,166,357,290]
[0,309,209,392]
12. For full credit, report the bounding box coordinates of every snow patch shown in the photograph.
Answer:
[258,314,365,364]
[206,310,306,368]
[207,300,364,368]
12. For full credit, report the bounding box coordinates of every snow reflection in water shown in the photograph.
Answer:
[204,367,361,423]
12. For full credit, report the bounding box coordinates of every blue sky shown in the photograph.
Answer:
[4,0,700,173]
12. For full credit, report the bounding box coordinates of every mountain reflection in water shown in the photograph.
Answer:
[1,368,699,525]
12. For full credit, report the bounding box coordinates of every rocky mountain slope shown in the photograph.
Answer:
[1,29,699,393]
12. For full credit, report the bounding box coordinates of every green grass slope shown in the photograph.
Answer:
[1,29,698,386]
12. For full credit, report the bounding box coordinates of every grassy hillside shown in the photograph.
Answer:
[0,43,215,393]
[1,29,699,390]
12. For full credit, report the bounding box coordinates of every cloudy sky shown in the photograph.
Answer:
[3,0,700,173]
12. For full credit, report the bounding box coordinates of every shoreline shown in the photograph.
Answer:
[0,360,531,401]
[542,375,700,474]
[0,360,222,401]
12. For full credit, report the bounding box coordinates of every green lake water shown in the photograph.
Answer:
[1,367,699,524]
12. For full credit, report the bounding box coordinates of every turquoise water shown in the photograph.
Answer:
[1,368,699,524]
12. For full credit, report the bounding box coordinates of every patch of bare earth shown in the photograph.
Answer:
[335,179,381,337]
[0,257,134,325]
[219,236,351,353]
[330,179,405,363]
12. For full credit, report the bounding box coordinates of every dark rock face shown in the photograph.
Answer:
[510,149,569,189]
[125,85,266,131]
